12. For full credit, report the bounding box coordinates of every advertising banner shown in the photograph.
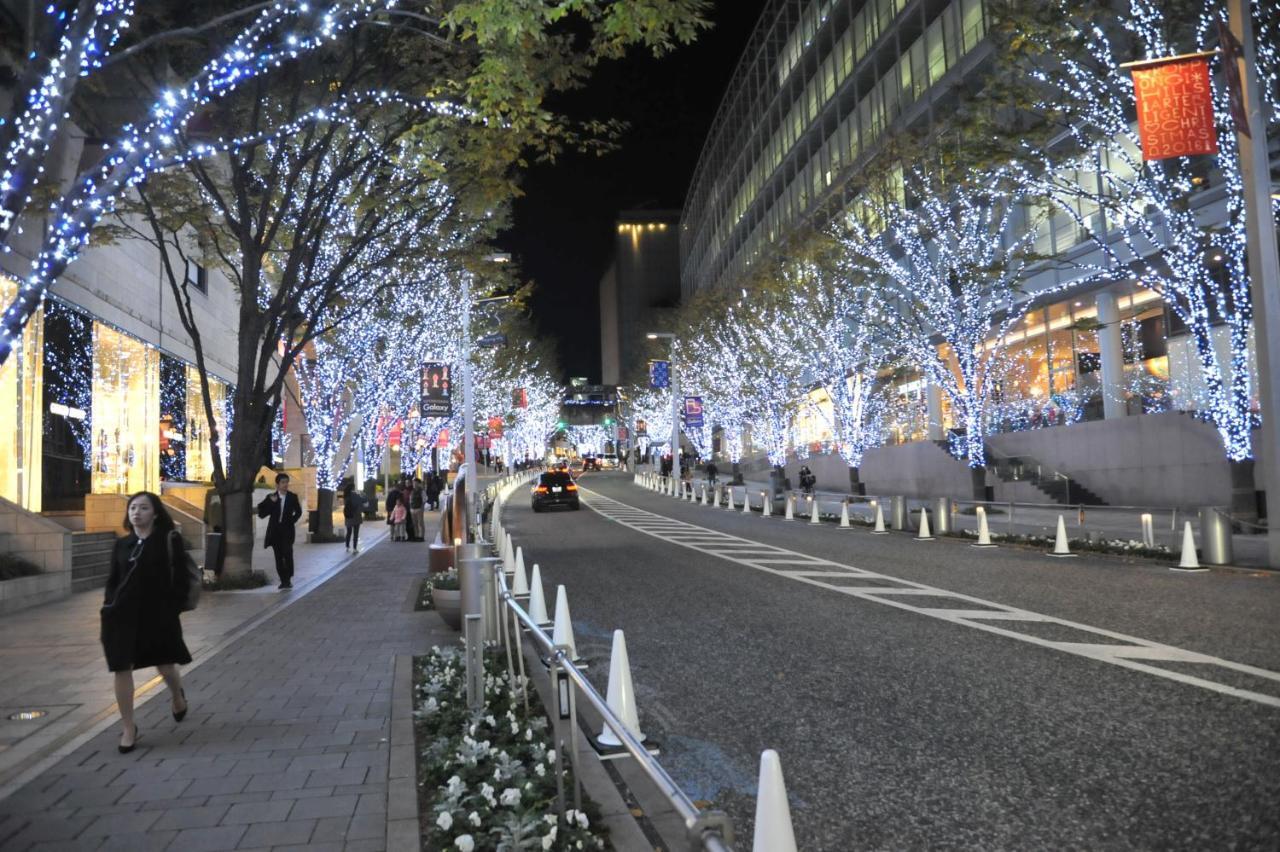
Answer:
[487,416,504,438]
[648,360,670,389]
[683,396,704,429]
[420,363,452,417]
[435,428,451,449]
[1129,54,1218,161]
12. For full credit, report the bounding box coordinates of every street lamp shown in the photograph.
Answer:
[461,279,511,541]
[646,332,681,486]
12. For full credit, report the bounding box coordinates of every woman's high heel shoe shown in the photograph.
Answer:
[118,723,140,754]
[173,688,188,723]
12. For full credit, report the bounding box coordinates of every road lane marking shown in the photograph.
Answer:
[578,487,1280,709]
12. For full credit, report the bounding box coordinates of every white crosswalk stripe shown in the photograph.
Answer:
[579,487,1280,709]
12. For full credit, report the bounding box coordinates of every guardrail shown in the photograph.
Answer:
[475,472,760,851]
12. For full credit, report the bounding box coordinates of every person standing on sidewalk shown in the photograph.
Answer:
[100,492,191,754]
[342,480,365,552]
[258,472,303,589]
[410,478,426,542]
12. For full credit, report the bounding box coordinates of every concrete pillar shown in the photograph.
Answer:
[1096,291,1126,420]
[925,384,944,441]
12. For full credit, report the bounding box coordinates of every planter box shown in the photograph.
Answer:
[0,571,72,615]
[431,587,462,630]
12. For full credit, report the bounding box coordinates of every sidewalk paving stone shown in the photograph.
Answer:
[0,512,459,851]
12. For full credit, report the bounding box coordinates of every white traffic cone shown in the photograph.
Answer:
[871,501,887,534]
[839,500,851,528]
[512,554,530,596]
[972,506,997,548]
[762,492,771,517]
[752,750,798,852]
[741,489,750,513]
[711,486,719,508]
[503,534,515,575]
[1175,521,1206,571]
[1049,515,1075,557]
[810,497,821,525]
[528,565,550,625]
[916,507,934,540]
[784,494,794,520]
[551,585,581,663]
[514,547,526,585]
[597,630,645,746]
[726,488,735,511]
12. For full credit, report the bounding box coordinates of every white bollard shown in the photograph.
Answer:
[551,585,582,663]
[871,501,887,534]
[839,501,850,528]
[598,630,646,746]
[1049,515,1075,557]
[810,497,821,525]
[752,750,798,852]
[916,507,934,540]
[972,506,997,548]
[1174,521,1206,571]
[528,564,550,625]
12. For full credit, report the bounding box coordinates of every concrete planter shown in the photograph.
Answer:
[431,587,462,630]
[0,571,72,615]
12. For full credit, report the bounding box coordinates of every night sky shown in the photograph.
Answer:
[498,1,770,383]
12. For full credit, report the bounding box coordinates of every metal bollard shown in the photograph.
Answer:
[1199,508,1234,565]
[933,497,953,534]
[890,496,908,531]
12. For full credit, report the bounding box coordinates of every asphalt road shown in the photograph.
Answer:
[501,471,1280,851]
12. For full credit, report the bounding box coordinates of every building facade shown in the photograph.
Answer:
[677,0,1269,508]
[599,210,682,386]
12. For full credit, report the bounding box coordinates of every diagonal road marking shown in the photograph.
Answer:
[579,487,1280,709]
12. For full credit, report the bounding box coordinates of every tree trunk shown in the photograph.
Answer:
[314,487,339,541]
[970,466,988,502]
[732,461,743,485]
[220,489,257,579]
[848,465,864,495]
[1228,458,1258,522]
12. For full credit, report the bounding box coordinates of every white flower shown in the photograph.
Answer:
[424,697,439,713]
[436,811,453,831]
[566,809,589,829]
[485,714,497,726]
[542,836,554,850]
[446,776,465,795]
[500,787,521,807]
[534,763,546,777]
[546,749,557,763]
[455,835,475,852]
[468,811,481,827]
[525,728,533,741]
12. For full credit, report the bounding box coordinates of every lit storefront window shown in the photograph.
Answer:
[186,366,229,482]
[91,323,160,495]
[792,387,834,448]
[0,275,43,510]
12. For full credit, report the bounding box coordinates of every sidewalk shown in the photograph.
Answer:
[0,505,461,852]
[689,476,1273,569]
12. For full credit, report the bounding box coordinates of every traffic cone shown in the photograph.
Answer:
[1049,515,1075,557]
[597,630,646,746]
[742,489,751,514]
[551,585,582,663]
[711,486,719,508]
[514,547,526,584]
[839,500,850,528]
[871,501,887,534]
[810,497,821,525]
[1174,521,1206,571]
[528,564,550,626]
[784,494,794,520]
[752,750,798,852]
[916,507,934,540]
[503,534,515,575]
[726,488,736,511]
[512,554,529,596]
[972,506,997,548]
[762,492,771,517]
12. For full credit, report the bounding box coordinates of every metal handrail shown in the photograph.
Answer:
[484,480,734,852]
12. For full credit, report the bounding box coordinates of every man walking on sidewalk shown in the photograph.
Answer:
[258,472,303,589]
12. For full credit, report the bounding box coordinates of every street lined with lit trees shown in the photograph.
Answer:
[505,471,1280,850]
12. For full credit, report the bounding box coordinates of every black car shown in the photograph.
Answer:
[531,471,580,512]
[582,455,601,471]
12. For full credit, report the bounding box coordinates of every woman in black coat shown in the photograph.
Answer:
[100,492,192,753]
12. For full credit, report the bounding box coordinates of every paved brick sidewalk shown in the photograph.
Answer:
[0,533,451,851]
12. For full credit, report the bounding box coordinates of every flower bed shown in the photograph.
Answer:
[953,527,1173,559]
[413,647,608,851]
[201,569,269,591]
[415,577,436,611]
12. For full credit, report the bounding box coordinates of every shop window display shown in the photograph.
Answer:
[0,275,44,510]
[91,323,160,495]
[186,366,229,483]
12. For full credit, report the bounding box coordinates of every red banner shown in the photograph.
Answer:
[1131,56,1217,161]
[487,416,504,438]
[435,428,450,449]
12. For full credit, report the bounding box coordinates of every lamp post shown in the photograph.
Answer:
[462,255,511,540]
[647,332,680,486]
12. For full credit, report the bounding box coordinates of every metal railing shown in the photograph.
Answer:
[476,476,737,851]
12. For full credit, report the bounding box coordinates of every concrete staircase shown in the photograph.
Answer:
[984,445,1108,506]
[162,495,207,567]
[71,531,117,592]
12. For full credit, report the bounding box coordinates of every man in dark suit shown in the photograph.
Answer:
[257,472,303,590]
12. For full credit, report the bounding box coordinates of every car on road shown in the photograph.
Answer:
[582,454,601,471]
[531,471,580,512]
